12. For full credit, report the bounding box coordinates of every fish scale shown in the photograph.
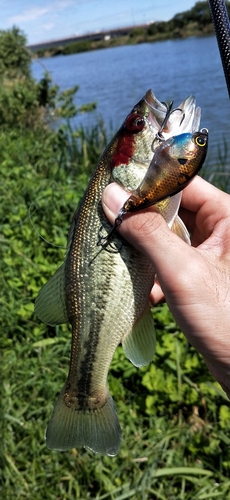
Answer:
[35,89,208,455]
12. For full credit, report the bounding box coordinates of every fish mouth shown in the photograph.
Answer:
[144,89,201,139]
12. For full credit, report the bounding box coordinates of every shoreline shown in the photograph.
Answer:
[32,25,215,59]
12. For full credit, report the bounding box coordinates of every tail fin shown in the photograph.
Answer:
[46,387,121,456]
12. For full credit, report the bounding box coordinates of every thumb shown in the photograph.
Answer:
[102,183,200,293]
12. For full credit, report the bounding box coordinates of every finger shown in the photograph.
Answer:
[181,176,230,218]
[181,176,220,212]
[181,177,230,248]
[102,183,204,293]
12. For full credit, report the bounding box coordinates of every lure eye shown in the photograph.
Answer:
[125,113,145,133]
[195,135,207,147]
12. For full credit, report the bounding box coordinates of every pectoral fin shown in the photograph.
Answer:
[171,215,191,244]
[122,306,156,367]
[35,264,68,326]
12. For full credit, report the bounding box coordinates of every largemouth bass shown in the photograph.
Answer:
[35,90,208,456]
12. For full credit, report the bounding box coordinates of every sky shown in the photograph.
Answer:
[1,0,197,46]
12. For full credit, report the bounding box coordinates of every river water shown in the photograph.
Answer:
[32,35,230,171]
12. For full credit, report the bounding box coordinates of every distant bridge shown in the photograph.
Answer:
[27,23,150,51]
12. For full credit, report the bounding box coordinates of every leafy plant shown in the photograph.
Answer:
[0,26,31,78]
[0,28,96,130]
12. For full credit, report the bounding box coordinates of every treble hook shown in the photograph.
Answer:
[155,101,174,141]
[153,102,185,146]
[97,207,127,247]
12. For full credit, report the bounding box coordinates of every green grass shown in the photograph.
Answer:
[2,311,230,499]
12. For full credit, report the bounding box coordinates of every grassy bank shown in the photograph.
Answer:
[1,26,230,499]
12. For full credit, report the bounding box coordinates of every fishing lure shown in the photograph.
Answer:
[98,128,208,245]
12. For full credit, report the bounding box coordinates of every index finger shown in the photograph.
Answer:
[181,176,224,212]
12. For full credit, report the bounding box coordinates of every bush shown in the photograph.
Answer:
[0,26,31,78]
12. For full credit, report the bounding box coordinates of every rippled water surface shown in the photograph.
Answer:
[32,36,230,170]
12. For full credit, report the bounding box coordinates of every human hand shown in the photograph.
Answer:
[102,176,230,397]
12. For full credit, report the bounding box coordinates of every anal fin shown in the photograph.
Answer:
[122,306,156,367]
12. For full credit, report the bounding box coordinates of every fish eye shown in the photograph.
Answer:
[195,135,207,147]
[125,113,145,133]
